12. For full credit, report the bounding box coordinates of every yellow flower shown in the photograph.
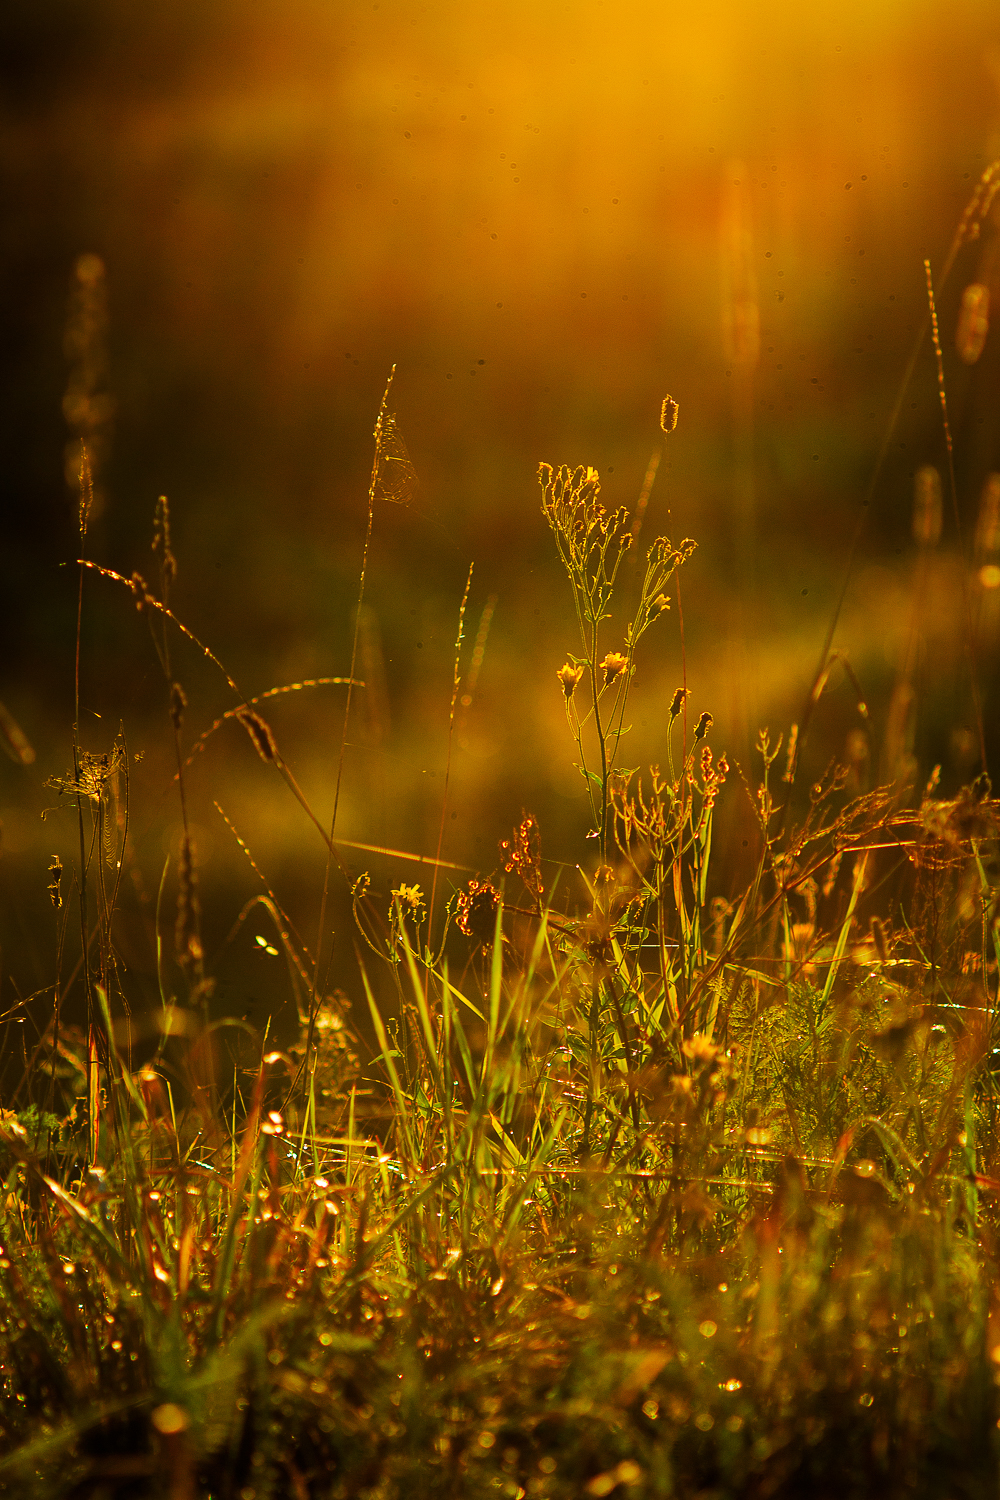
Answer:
[557,662,585,699]
[392,883,424,915]
[682,1032,722,1067]
[601,652,628,686]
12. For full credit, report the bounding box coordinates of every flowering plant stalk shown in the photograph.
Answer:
[540,459,695,869]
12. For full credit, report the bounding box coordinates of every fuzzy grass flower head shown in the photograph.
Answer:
[668,687,688,725]
[660,394,679,435]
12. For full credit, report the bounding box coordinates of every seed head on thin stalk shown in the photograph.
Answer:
[72,444,99,1158]
[312,369,410,1045]
[956,283,990,365]
[428,561,475,943]
[632,397,678,561]
[666,687,688,780]
[660,396,679,435]
[152,495,177,596]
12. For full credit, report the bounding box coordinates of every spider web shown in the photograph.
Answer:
[372,410,418,505]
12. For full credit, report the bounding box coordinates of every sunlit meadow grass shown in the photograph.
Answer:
[6,215,1000,1496]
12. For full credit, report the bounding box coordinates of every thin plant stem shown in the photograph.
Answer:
[924,258,987,775]
[428,561,474,943]
[73,447,98,1160]
[311,367,395,1045]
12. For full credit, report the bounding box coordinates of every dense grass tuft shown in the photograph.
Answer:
[4,361,1000,1498]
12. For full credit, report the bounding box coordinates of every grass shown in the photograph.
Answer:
[5,195,1000,1498]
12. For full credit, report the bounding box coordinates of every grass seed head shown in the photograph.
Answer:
[236,708,279,763]
[128,570,155,611]
[174,832,203,977]
[913,465,943,548]
[77,445,95,539]
[152,495,178,586]
[956,282,990,364]
[169,681,188,732]
[660,395,679,434]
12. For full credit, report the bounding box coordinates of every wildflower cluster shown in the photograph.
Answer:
[540,445,696,865]
[539,462,632,625]
[672,1031,734,1108]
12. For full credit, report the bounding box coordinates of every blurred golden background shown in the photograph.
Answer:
[4,0,1000,1033]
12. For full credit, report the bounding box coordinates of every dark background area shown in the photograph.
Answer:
[4,0,1000,1047]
